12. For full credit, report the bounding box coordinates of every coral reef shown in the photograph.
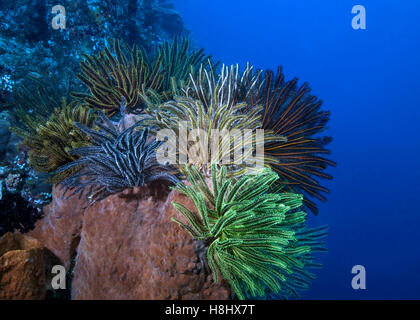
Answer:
[83,0,187,52]
[0,114,11,160]
[0,73,14,105]
[0,193,42,238]
[0,0,334,301]
[0,152,50,237]
[0,36,56,92]
[0,0,188,102]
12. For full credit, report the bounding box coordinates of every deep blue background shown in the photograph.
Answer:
[173,0,420,299]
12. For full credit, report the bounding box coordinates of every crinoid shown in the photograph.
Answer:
[169,63,335,214]
[169,62,260,109]
[9,73,75,138]
[251,67,336,214]
[171,164,327,299]
[72,39,163,116]
[10,98,97,183]
[56,113,179,204]
[72,37,213,116]
[156,36,216,93]
[10,74,64,119]
[142,94,281,177]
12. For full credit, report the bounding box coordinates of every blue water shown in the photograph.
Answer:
[173,0,420,299]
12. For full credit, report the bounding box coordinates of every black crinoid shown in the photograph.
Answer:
[253,67,336,214]
[56,112,179,204]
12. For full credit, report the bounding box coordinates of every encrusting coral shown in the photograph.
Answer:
[171,164,327,299]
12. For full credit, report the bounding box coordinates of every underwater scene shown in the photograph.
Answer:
[0,0,419,302]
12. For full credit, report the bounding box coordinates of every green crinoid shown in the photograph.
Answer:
[171,164,327,299]
[10,98,97,183]
[72,37,213,116]
[156,36,216,94]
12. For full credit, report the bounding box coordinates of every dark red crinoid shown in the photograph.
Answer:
[251,67,336,214]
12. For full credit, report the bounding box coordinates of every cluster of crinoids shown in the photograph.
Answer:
[11,37,335,300]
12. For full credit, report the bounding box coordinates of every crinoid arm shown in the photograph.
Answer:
[156,36,217,93]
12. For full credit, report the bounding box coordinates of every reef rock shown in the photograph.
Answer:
[28,186,86,270]
[71,182,230,300]
[0,232,45,300]
[0,118,10,161]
